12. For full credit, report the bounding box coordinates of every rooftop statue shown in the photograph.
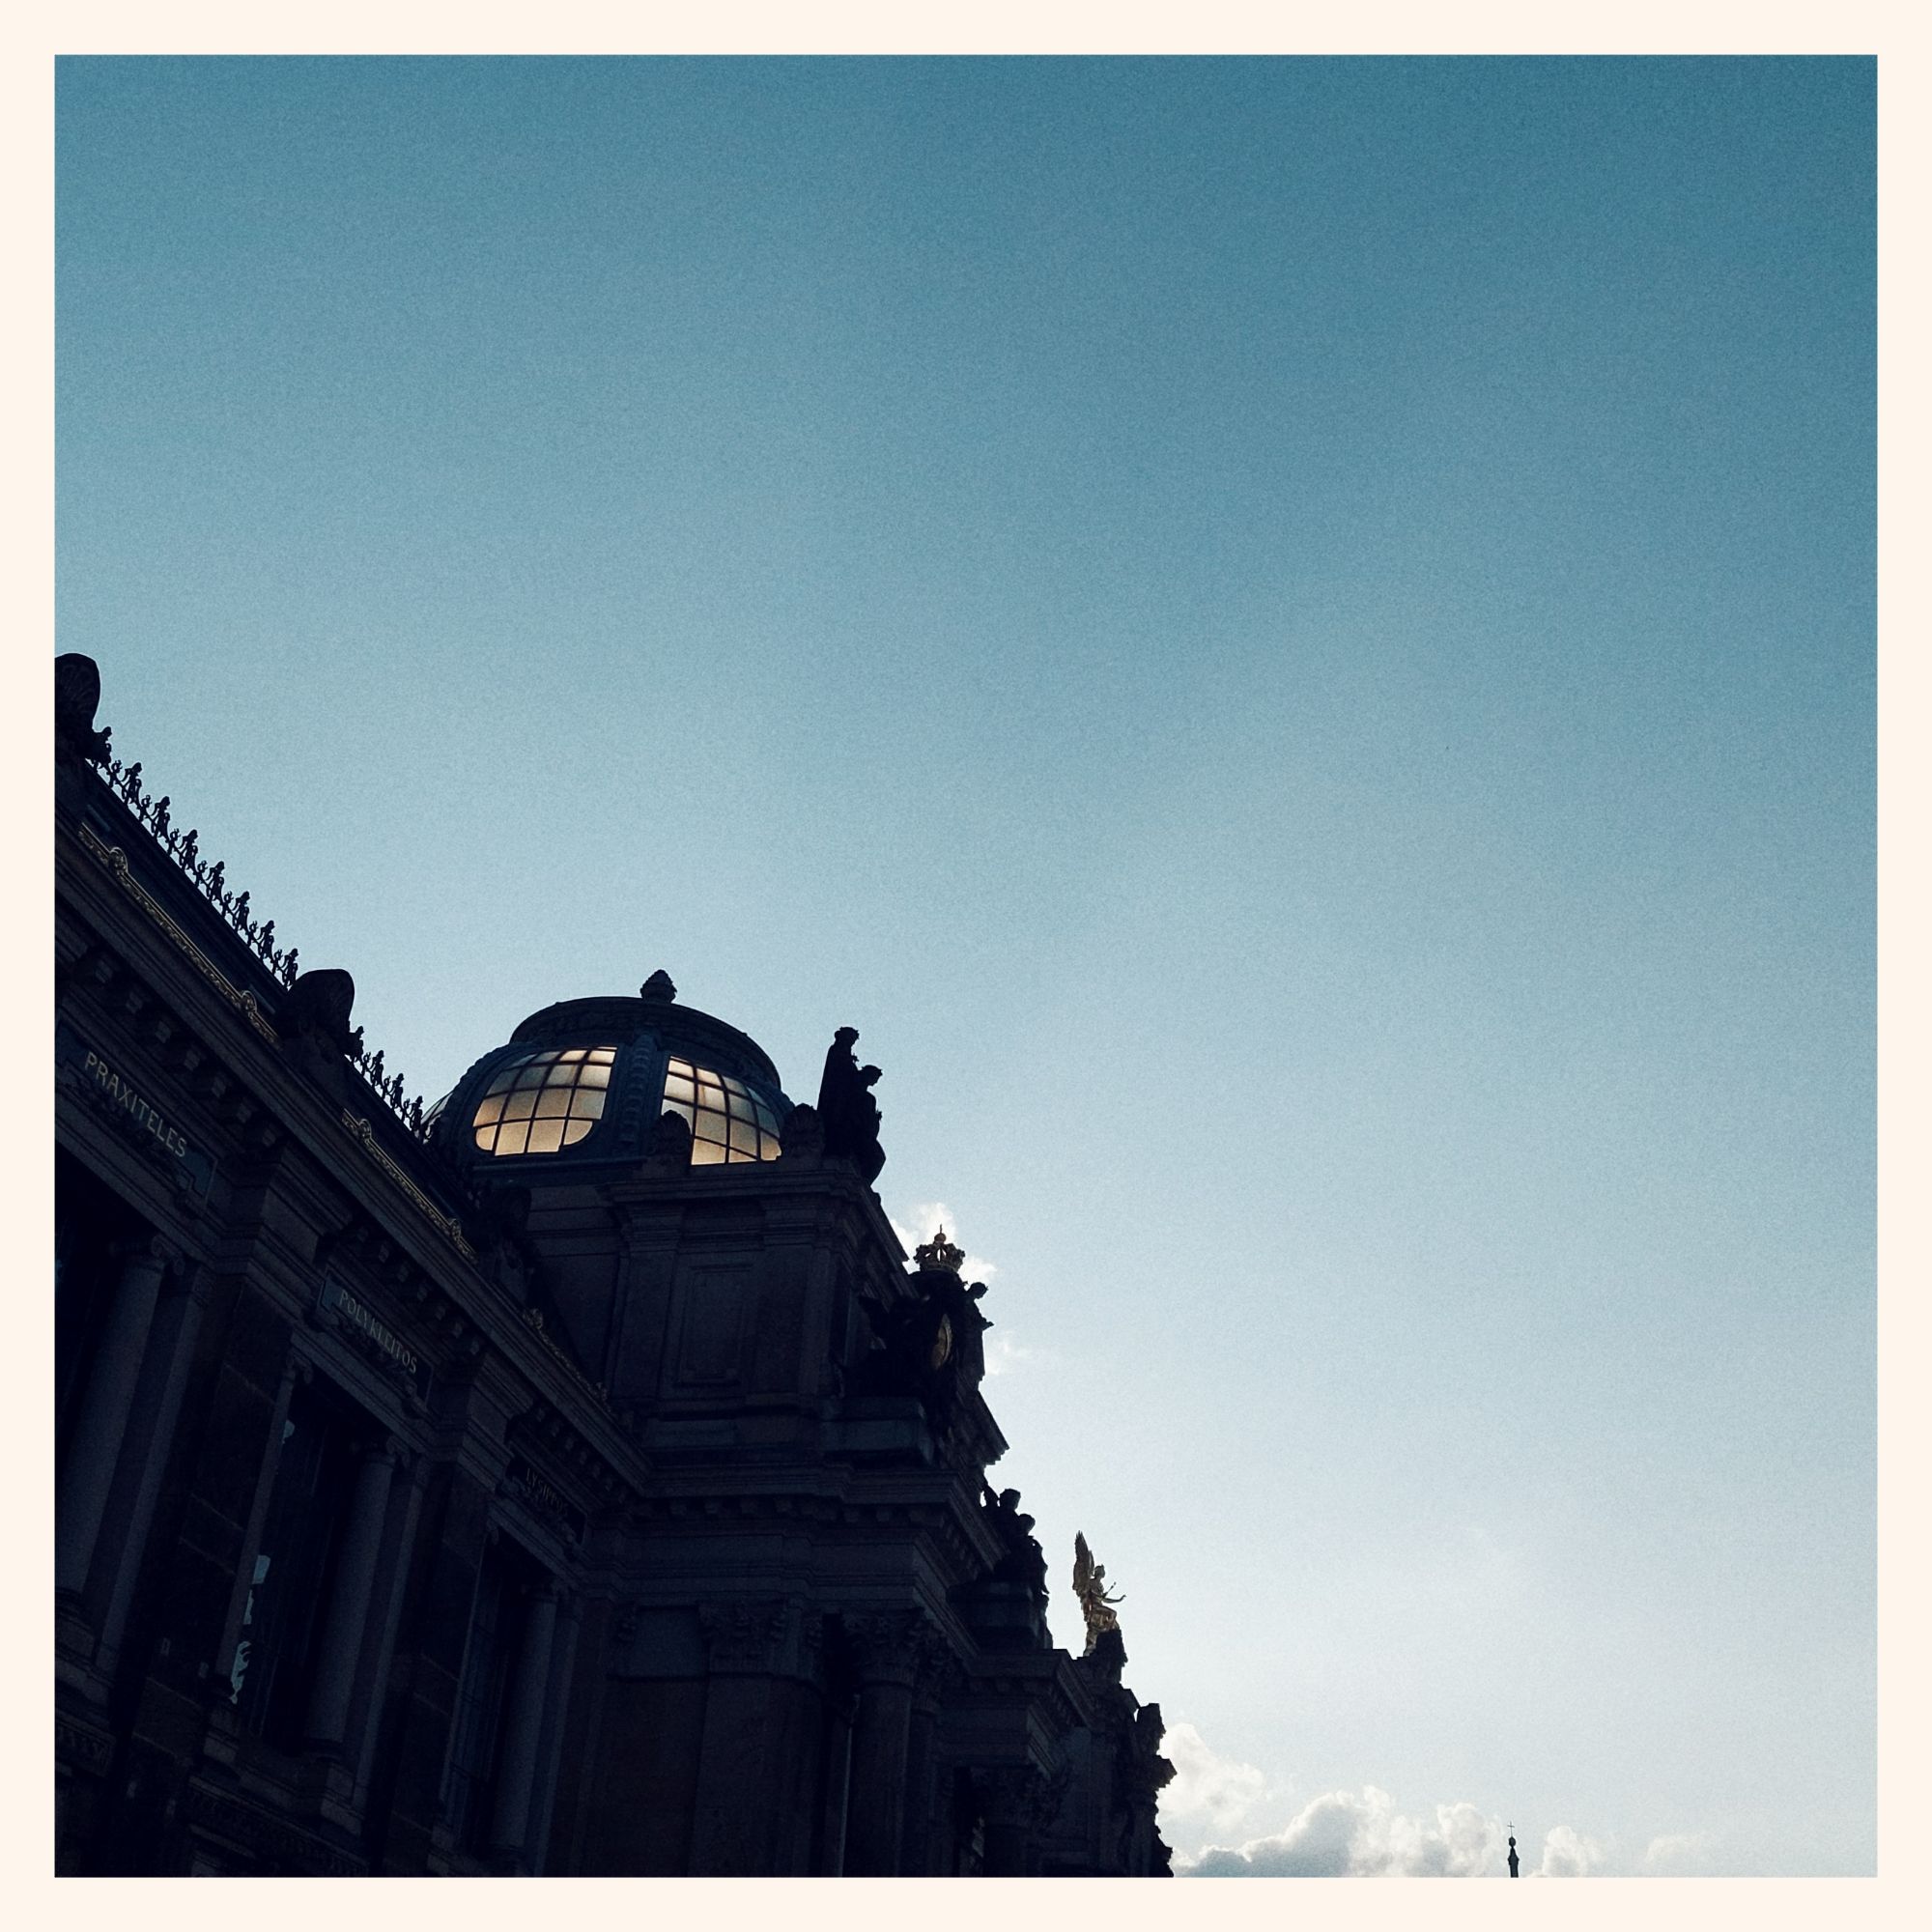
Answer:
[983,1485,1049,1605]
[816,1026,886,1183]
[55,652,112,766]
[1072,1532,1124,1654]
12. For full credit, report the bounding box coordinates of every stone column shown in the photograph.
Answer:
[353,1458,429,1800]
[899,1639,956,1875]
[816,1688,856,1876]
[305,1436,399,1748]
[524,1588,582,1874]
[96,1259,210,1668]
[840,1610,930,1876]
[689,1599,818,1874]
[491,1581,560,1861]
[56,1237,176,1597]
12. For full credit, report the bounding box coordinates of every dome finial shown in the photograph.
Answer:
[640,969,677,1003]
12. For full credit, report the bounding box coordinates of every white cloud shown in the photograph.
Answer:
[889,1199,998,1285]
[982,1330,1050,1377]
[1158,1722,1272,1840]
[1643,1831,1715,1874]
[1181,1783,1605,1879]
[1538,1823,1607,1877]
[1185,1786,1502,1877]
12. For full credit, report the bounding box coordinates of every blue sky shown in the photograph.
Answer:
[57,55,1874,1875]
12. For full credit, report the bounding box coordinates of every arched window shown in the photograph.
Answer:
[471,1047,616,1156]
[661,1057,781,1165]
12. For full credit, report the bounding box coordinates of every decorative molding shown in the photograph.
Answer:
[78,823,278,1044]
[520,1307,611,1408]
[339,1111,477,1262]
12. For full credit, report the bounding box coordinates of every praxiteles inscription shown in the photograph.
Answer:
[57,1027,214,1197]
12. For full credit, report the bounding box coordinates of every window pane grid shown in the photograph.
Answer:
[473,1046,617,1156]
[665,1057,782,1165]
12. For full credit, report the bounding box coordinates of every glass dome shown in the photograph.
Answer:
[436,983,792,1177]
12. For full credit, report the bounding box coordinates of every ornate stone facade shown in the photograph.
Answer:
[54,655,1173,1877]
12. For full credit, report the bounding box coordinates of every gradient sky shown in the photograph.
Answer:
[56,56,1874,1876]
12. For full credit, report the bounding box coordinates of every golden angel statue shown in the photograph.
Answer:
[1072,1531,1124,1653]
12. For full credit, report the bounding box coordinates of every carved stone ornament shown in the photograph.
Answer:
[777,1100,825,1160]
[639,969,677,1003]
[1103,1698,1176,1805]
[841,1607,946,1685]
[646,1106,694,1164]
[978,1761,1067,1832]
[699,1600,796,1677]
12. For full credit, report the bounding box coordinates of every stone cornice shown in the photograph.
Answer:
[339,1110,477,1262]
[77,821,280,1044]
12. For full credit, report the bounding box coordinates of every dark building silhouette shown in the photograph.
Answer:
[54,655,1174,1876]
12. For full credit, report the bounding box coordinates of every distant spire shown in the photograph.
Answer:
[1507,1831,1519,1878]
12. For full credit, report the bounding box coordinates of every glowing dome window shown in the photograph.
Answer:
[663,1056,781,1165]
[472,1046,617,1156]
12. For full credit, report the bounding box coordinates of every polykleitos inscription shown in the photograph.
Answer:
[319,1274,433,1398]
